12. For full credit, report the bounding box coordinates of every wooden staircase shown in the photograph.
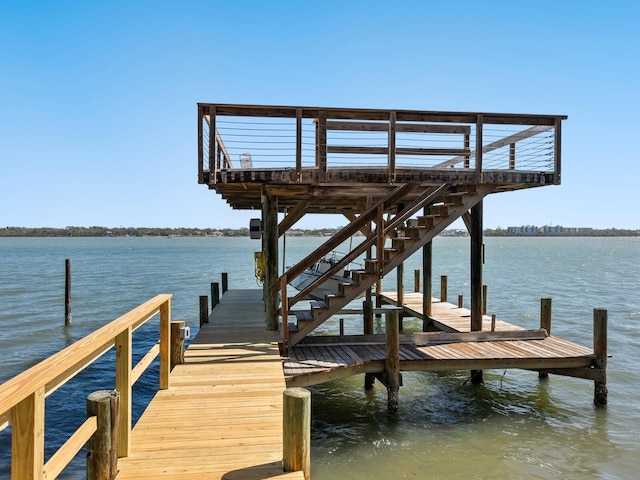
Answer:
[278,183,491,348]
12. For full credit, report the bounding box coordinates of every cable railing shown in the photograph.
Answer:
[197,104,565,185]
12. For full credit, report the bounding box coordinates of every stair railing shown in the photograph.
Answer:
[278,183,453,345]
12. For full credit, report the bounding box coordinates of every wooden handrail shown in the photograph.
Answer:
[0,294,172,479]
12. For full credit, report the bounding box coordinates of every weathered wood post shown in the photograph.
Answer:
[283,387,311,480]
[491,314,496,332]
[65,258,72,325]
[414,269,420,293]
[482,284,488,316]
[170,320,185,369]
[458,294,464,309]
[363,299,376,390]
[539,298,552,379]
[470,200,483,384]
[263,193,279,331]
[221,272,228,294]
[386,309,400,415]
[594,308,608,407]
[440,275,448,303]
[87,390,119,480]
[199,296,208,327]
[397,261,404,331]
[422,238,433,330]
[211,282,220,309]
[339,318,344,337]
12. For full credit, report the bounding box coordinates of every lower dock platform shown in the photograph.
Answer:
[283,292,602,390]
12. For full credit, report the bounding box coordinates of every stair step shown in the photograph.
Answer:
[456,184,477,194]
[293,310,313,322]
[430,204,454,216]
[324,290,345,306]
[391,237,409,250]
[364,258,378,273]
[443,194,464,206]
[338,281,359,295]
[384,248,401,262]
[404,226,426,239]
[417,215,438,228]
[310,300,329,313]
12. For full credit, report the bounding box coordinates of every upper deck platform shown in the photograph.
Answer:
[197,103,566,214]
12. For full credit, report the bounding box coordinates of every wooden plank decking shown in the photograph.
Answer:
[116,290,304,480]
[283,292,597,388]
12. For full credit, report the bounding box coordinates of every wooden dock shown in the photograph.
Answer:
[116,290,304,480]
[283,292,601,390]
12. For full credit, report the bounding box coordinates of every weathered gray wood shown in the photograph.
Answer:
[283,388,310,479]
[211,282,219,309]
[593,308,608,407]
[263,193,279,331]
[388,111,396,182]
[385,310,400,414]
[414,269,420,293]
[422,236,432,329]
[65,259,72,326]
[440,275,448,303]
[326,120,471,134]
[221,273,228,294]
[199,296,208,327]
[396,260,404,331]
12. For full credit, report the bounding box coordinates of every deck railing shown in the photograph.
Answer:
[197,103,566,185]
[0,294,172,480]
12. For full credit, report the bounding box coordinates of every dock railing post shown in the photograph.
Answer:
[170,320,185,369]
[594,308,608,407]
[385,309,400,415]
[211,282,220,310]
[199,296,209,327]
[440,275,447,303]
[283,387,311,480]
[221,272,228,294]
[87,390,119,480]
[539,298,552,379]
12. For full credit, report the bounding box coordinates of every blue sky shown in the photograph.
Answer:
[1,1,638,229]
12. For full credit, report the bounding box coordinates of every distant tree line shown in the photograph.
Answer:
[1,226,637,238]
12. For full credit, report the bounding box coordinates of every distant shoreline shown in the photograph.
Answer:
[1,227,638,238]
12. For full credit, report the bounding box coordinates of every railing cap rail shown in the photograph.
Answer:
[0,294,172,417]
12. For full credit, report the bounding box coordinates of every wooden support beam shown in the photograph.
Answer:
[422,210,433,329]
[326,120,471,134]
[278,200,309,237]
[470,200,483,384]
[296,107,302,180]
[385,310,400,414]
[388,111,396,183]
[115,328,131,458]
[554,117,562,184]
[263,193,279,331]
[317,111,327,181]
[208,106,216,185]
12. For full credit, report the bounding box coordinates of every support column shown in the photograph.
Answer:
[470,200,483,384]
[363,300,375,390]
[397,261,404,332]
[386,310,400,414]
[539,298,552,379]
[594,308,608,407]
[422,238,432,331]
[263,193,279,331]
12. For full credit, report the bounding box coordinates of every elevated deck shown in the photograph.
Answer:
[116,290,303,480]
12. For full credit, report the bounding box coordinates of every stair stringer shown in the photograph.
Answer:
[287,185,493,348]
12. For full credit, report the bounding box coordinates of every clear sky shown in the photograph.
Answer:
[1,1,638,230]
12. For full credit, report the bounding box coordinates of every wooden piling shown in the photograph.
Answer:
[458,294,463,309]
[65,259,72,325]
[199,296,208,327]
[482,284,488,316]
[170,321,185,369]
[363,300,375,390]
[594,308,608,407]
[385,310,400,414]
[283,387,311,480]
[440,275,448,303]
[538,298,552,379]
[397,261,404,331]
[339,318,344,337]
[221,272,228,294]
[211,282,220,309]
[422,239,432,330]
[491,314,496,332]
[87,390,119,480]
[414,269,420,293]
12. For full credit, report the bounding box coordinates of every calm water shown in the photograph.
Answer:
[0,236,638,479]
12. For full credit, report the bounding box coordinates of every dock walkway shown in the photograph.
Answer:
[116,290,303,480]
